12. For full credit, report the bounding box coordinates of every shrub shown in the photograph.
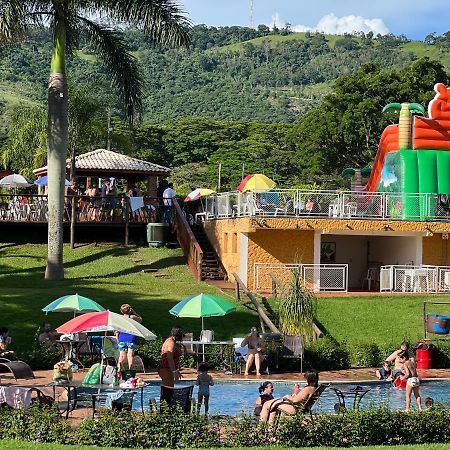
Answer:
[18,342,61,371]
[431,340,450,368]
[347,342,380,367]
[304,337,350,370]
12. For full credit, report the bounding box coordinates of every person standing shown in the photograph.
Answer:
[162,182,176,223]
[196,362,214,415]
[117,304,142,370]
[241,327,264,376]
[398,350,422,412]
[157,326,184,388]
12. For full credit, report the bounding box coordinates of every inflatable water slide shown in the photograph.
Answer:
[363,83,450,219]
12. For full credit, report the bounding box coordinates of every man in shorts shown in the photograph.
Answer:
[398,350,422,412]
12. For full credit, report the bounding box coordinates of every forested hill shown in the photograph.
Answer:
[1,26,450,124]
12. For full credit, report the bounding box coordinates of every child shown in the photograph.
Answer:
[376,361,392,381]
[398,350,422,412]
[196,362,214,414]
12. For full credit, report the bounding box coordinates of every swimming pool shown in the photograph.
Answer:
[136,379,450,415]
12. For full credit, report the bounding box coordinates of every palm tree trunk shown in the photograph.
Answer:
[45,20,68,280]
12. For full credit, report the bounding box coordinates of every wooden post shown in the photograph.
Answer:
[235,278,241,301]
[124,197,130,246]
[70,195,76,249]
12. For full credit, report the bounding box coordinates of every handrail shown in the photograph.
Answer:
[233,272,280,334]
[172,199,204,281]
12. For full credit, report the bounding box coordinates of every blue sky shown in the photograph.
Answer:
[180,0,448,40]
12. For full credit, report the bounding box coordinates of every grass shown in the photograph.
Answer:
[3,442,450,450]
[0,243,257,353]
[1,243,447,354]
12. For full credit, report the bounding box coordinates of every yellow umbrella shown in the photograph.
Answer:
[237,174,276,192]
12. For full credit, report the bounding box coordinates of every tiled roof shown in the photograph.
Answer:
[33,149,170,175]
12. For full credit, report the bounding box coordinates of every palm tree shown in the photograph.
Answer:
[0,1,191,280]
[382,102,425,150]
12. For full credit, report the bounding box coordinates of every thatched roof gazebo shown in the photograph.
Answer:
[33,148,171,196]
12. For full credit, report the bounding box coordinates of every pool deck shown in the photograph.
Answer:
[3,366,450,387]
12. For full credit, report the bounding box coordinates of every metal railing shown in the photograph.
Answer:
[254,263,348,293]
[380,265,450,293]
[204,190,450,222]
[0,193,160,224]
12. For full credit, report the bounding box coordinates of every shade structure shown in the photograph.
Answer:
[184,188,215,202]
[34,176,72,186]
[237,174,276,193]
[56,310,156,340]
[170,293,236,318]
[0,174,32,188]
[42,294,105,314]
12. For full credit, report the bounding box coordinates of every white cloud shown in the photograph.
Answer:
[272,12,390,36]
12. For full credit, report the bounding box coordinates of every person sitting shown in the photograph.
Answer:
[385,342,412,379]
[38,322,59,347]
[260,369,319,423]
[241,327,264,376]
[254,381,274,416]
[375,361,392,381]
[0,327,14,358]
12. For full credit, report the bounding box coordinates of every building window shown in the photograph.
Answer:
[224,233,229,253]
[232,233,238,253]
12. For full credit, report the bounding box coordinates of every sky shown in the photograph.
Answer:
[180,0,449,40]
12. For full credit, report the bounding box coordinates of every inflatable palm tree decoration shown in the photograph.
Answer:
[0,1,191,280]
[382,102,425,150]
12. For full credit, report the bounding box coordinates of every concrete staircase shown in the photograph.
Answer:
[191,224,225,281]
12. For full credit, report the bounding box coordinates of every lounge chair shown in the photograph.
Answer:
[266,383,329,423]
[0,360,35,380]
[160,385,194,413]
[281,335,304,373]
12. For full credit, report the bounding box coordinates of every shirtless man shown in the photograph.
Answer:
[385,342,412,379]
[398,350,422,412]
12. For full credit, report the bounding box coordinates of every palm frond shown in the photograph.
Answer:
[82,0,192,48]
[78,16,143,121]
[0,0,27,43]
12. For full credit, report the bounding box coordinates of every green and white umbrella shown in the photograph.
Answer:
[42,294,105,316]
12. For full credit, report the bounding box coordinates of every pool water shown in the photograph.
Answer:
[136,379,450,416]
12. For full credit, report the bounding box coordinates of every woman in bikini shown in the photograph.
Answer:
[157,326,184,388]
[241,327,264,376]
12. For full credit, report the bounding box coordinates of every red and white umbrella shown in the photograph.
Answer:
[56,310,156,340]
[184,188,215,202]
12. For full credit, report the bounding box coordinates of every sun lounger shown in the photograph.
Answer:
[0,360,35,380]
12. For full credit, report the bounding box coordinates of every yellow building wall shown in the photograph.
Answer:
[247,229,314,289]
[423,234,450,266]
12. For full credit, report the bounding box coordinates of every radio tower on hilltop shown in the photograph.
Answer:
[249,0,254,29]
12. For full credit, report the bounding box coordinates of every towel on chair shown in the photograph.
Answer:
[129,197,144,212]
[0,386,32,408]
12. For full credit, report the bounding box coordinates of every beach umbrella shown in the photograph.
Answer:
[169,293,236,332]
[0,174,32,188]
[237,174,276,193]
[42,294,105,316]
[34,175,72,186]
[184,188,215,202]
[169,293,236,361]
[56,310,156,340]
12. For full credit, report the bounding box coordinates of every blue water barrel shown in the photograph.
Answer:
[426,314,450,334]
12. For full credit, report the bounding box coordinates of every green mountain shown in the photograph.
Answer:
[1,27,450,125]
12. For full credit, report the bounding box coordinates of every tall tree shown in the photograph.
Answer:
[0,1,191,280]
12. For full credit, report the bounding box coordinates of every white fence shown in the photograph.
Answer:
[380,265,450,293]
[204,190,450,222]
[254,263,348,293]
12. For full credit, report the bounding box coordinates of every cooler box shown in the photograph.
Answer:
[416,341,432,369]
[426,314,450,334]
[147,223,170,247]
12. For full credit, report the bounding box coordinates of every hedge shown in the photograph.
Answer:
[2,404,450,448]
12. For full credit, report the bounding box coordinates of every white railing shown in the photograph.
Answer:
[254,263,348,293]
[204,190,450,222]
[380,265,450,293]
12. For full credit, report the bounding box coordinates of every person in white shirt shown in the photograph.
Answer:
[162,183,176,223]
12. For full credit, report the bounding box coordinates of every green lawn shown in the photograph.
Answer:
[3,441,450,450]
[0,243,257,353]
[1,243,447,355]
